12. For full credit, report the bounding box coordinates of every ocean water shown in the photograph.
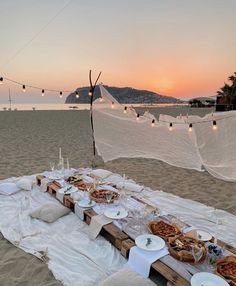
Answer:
[0,103,90,111]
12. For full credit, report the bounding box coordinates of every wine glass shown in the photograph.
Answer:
[191,245,203,263]
[49,162,55,172]
[105,192,113,204]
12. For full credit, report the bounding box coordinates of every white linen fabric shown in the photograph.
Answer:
[127,246,169,278]
[93,85,236,181]
[0,176,126,286]
[1,171,236,286]
[88,214,113,239]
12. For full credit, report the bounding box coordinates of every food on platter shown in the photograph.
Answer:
[65,176,88,191]
[148,220,181,240]
[65,175,82,184]
[89,189,119,203]
[168,235,207,264]
[217,256,236,281]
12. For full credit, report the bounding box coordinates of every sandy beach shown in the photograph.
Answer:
[0,107,235,286]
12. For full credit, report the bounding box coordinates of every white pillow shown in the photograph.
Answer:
[15,178,33,191]
[98,267,156,286]
[30,203,70,223]
[0,182,20,196]
[90,169,112,179]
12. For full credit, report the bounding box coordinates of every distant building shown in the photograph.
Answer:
[189,97,216,107]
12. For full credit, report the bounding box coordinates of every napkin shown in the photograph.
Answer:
[74,203,92,221]
[127,246,169,278]
[116,182,143,193]
[56,190,64,203]
[88,214,113,239]
[40,178,51,193]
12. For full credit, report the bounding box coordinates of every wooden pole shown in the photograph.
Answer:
[89,70,102,158]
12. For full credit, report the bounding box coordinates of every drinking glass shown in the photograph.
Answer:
[106,192,113,204]
[191,245,203,263]
[49,162,55,172]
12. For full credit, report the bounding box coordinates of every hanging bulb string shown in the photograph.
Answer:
[1,76,75,94]
[0,0,73,72]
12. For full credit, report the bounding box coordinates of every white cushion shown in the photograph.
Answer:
[0,182,20,196]
[90,169,112,179]
[30,203,70,223]
[15,178,33,191]
[98,267,156,286]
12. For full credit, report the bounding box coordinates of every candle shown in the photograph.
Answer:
[66,158,70,170]
[59,147,62,160]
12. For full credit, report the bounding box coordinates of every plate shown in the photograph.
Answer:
[191,272,229,286]
[135,234,165,252]
[76,199,96,208]
[58,186,78,195]
[195,229,212,241]
[104,207,128,219]
[48,175,61,180]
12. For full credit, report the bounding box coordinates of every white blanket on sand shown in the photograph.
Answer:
[0,170,236,286]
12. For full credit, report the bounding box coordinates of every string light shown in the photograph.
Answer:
[75,91,79,98]
[88,90,92,96]
[111,102,115,109]
[41,89,45,96]
[124,106,127,114]
[151,119,155,127]
[59,91,62,98]
[0,77,3,84]
[136,113,140,121]
[213,120,217,130]
[22,85,26,92]
[99,97,103,102]
[189,123,193,132]
[169,122,173,131]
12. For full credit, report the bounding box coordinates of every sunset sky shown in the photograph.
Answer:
[0,0,236,103]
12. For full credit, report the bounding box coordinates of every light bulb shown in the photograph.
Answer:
[99,97,103,102]
[76,91,79,98]
[88,90,92,96]
[124,106,127,113]
[22,85,26,92]
[212,120,217,130]
[111,102,114,109]
[189,123,193,132]
[42,89,45,96]
[169,122,173,131]
[136,113,140,121]
[59,91,62,98]
[151,119,155,127]
[0,77,3,84]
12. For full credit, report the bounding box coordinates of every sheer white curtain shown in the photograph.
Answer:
[93,85,236,181]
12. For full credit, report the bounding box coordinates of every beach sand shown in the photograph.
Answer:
[0,107,235,286]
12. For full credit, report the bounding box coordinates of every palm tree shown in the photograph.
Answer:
[216,72,236,108]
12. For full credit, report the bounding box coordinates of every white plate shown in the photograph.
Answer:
[191,272,229,286]
[135,234,165,251]
[196,229,212,241]
[76,199,96,208]
[58,186,78,195]
[104,207,128,219]
[48,175,61,180]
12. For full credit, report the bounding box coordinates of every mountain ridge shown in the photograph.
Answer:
[65,85,182,104]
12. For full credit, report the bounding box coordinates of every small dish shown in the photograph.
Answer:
[104,207,128,219]
[191,272,229,286]
[135,234,165,252]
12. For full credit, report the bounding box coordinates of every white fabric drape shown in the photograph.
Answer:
[93,85,236,181]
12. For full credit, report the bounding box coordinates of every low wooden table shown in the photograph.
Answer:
[36,175,236,286]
